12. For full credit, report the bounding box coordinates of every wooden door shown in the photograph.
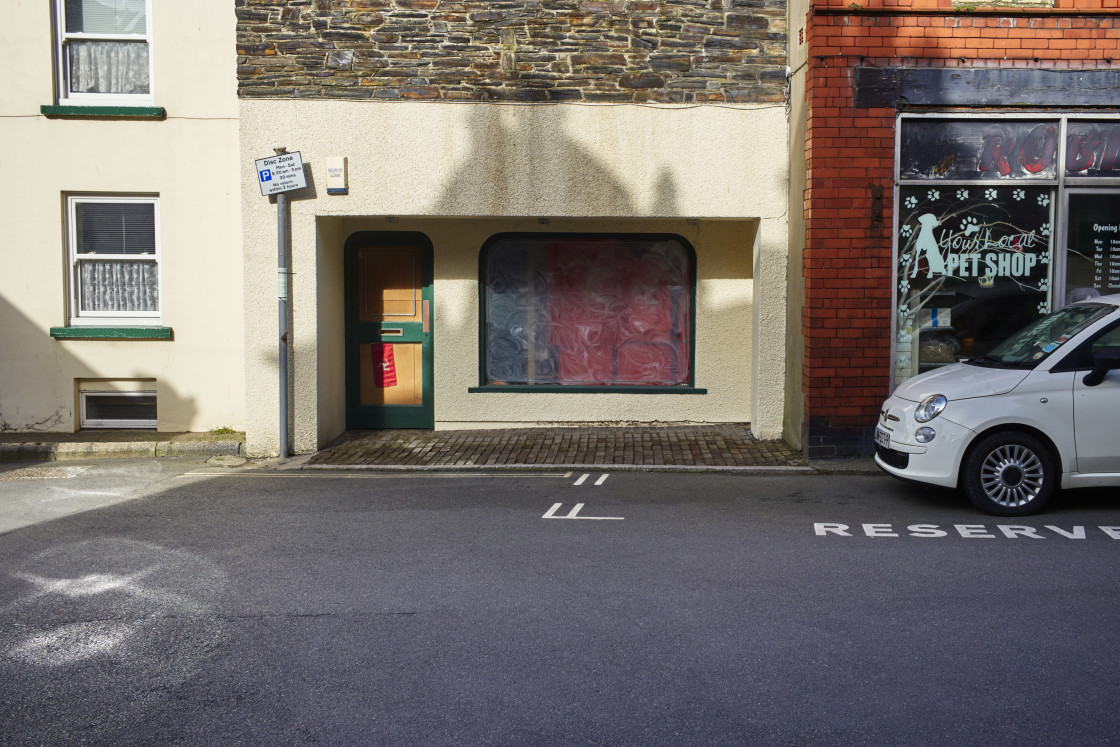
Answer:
[345,233,433,429]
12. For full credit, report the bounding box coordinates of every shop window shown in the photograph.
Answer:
[895,183,1052,384]
[80,391,156,429]
[893,115,1120,388]
[480,234,695,388]
[66,195,160,325]
[900,119,1059,181]
[55,0,152,104]
[1064,191,1120,304]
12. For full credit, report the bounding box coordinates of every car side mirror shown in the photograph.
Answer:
[1083,348,1120,387]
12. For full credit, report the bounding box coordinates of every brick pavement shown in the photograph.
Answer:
[307,425,808,469]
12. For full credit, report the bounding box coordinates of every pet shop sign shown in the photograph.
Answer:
[899,185,1051,283]
[910,212,1041,279]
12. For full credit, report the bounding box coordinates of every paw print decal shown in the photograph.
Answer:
[1013,189,1025,201]
[1037,301,1050,314]
[904,196,918,209]
[1040,253,1050,265]
[927,189,940,201]
[985,189,998,200]
[960,217,979,234]
[899,279,910,294]
[1040,222,1051,237]
[900,224,913,238]
[956,189,969,200]
[1038,194,1050,207]
[1038,278,1050,291]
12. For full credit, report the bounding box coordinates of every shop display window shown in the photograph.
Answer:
[481,234,694,388]
[895,184,1052,384]
[1064,192,1120,304]
[893,116,1120,387]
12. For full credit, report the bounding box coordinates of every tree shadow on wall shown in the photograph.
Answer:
[431,105,651,218]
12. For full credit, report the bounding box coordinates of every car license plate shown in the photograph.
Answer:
[874,427,891,449]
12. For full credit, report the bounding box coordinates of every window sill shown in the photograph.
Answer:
[41,105,166,120]
[468,385,706,394]
[51,326,173,340]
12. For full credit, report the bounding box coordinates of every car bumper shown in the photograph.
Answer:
[873,398,975,489]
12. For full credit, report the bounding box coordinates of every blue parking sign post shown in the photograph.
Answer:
[254,148,307,458]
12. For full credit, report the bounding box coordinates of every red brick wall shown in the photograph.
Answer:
[801,3,1120,457]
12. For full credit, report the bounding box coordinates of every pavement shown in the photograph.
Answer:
[0,425,880,475]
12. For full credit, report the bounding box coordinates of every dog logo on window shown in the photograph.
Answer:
[911,213,945,278]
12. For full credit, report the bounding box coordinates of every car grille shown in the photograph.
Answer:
[876,444,909,469]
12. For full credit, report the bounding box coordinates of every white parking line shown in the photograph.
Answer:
[542,503,624,520]
[573,474,589,486]
[594,474,609,486]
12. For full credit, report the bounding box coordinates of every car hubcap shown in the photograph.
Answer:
[980,444,1044,507]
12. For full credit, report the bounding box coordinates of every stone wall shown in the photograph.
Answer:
[236,0,787,103]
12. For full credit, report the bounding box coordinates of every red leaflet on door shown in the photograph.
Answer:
[373,343,397,388]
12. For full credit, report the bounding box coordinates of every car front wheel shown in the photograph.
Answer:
[961,432,1057,516]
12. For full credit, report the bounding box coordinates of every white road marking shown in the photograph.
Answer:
[814,522,1120,539]
[573,474,589,486]
[542,503,624,521]
[594,474,609,486]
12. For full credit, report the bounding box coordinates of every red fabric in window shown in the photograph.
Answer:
[544,241,687,385]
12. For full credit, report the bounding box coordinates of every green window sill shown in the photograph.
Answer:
[41,105,166,120]
[468,385,706,394]
[50,326,173,340]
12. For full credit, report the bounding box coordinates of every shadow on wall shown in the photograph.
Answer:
[432,105,667,218]
[0,292,197,432]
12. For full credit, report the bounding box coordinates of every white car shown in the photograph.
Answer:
[875,293,1120,515]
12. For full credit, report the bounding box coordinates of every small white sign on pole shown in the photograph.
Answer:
[255,151,307,196]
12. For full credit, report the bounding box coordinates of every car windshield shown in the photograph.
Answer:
[965,303,1114,369]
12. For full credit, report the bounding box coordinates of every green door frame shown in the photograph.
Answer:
[344,231,434,429]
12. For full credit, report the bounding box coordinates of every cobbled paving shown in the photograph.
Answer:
[308,425,807,468]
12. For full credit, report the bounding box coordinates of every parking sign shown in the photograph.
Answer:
[255,152,306,196]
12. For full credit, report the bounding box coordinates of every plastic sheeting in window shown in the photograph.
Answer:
[484,236,692,386]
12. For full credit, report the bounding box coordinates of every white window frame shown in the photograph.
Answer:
[66,194,162,326]
[55,0,154,106]
[79,391,157,429]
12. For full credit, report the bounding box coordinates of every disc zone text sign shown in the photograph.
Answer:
[256,151,306,196]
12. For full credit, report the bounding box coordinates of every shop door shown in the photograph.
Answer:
[345,234,433,429]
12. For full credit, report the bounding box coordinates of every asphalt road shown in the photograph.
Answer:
[1,462,1117,746]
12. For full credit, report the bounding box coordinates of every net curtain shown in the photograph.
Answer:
[79,260,159,313]
[68,41,150,95]
[65,0,149,95]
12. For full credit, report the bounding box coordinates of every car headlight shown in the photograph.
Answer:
[914,394,947,423]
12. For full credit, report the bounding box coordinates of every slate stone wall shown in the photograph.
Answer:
[236,0,787,103]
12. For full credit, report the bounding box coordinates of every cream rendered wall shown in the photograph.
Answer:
[785,0,811,450]
[0,1,243,432]
[241,101,787,456]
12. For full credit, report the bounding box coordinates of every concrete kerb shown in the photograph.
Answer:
[0,440,245,463]
[295,463,819,475]
[280,458,881,475]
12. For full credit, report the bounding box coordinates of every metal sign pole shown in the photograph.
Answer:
[277,190,290,460]
[255,146,305,460]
